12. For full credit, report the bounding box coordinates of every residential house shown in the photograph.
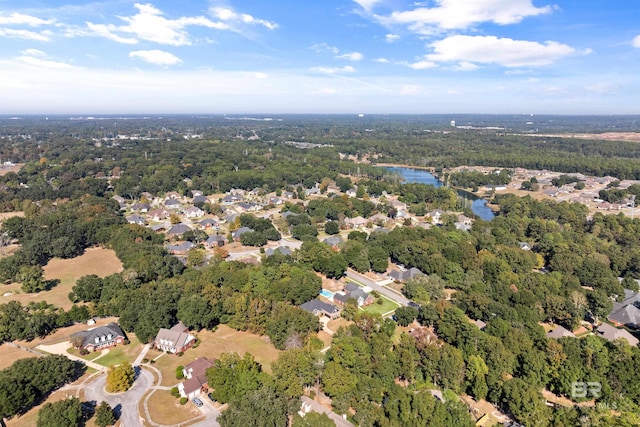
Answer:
[166,241,195,255]
[608,289,640,329]
[147,208,169,222]
[167,223,192,238]
[184,206,205,219]
[154,321,196,354]
[232,227,253,241]
[305,185,321,197]
[127,215,146,225]
[597,323,639,346]
[199,218,219,230]
[389,267,424,282]
[300,298,341,319]
[346,187,358,198]
[323,236,343,248]
[268,197,283,205]
[367,213,388,225]
[140,192,154,200]
[193,195,208,205]
[427,210,444,225]
[236,202,260,213]
[333,283,374,307]
[221,194,244,205]
[282,191,295,199]
[112,195,125,204]
[178,357,215,399]
[164,198,182,210]
[166,191,182,200]
[344,216,368,229]
[131,203,150,213]
[471,319,487,330]
[71,323,126,353]
[546,325,576,339]
[519,242,532,251]
[191,190,203,197]
[265,246,292,256]
[205,234,226,248]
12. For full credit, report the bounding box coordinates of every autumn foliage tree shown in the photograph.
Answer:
[106,362,135,392]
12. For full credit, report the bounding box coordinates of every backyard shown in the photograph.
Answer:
[147,324,281,388]
[362,295,400,316]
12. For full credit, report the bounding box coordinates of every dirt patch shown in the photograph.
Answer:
[317,331,333,348]
[0,164,23,176]
[533,132,640,143]
[326,318,353,334]
[2,247,123,310]
[321,276,344,293]
[0,343,39,369]
[0,211,24,221]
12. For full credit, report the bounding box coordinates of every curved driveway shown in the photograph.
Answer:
[84,367,154,427]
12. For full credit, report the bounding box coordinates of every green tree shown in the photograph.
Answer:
[394,306,418,327]
[292,411,336,427]
[217,385,290,427]
[37,397,82,427]
[207,353,264,404]
[324,221,339,235]
[95,401,116,427]
[106,362,135,392]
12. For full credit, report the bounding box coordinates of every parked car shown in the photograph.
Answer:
[192,397,203,407]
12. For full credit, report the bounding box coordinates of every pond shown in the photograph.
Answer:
[385,166,496,221]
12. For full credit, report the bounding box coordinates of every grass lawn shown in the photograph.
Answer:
[152,325,280,387]
[67,347,103,361]
[362,296,400,316]
[0,343,38,370]
[1,247,122,310]
[145,389,203,425]
[95,335,143,367]
[326,318,352,334]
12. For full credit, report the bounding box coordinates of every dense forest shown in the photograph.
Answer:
[1,115,640,426]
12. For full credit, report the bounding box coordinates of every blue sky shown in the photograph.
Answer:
[0,0,639,114]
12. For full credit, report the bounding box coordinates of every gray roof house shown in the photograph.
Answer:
[546,325,577,339]
[265,246,293,256]
[131,202,150,213]
[232,227,253,241]
[193,195,208,205]
[127,214,146,225]
[300,298,341,319]
[167,223,192,238]
[71,323,126,352]
[389,267,424,282]
[205,234,226,247]
[323,236,343,247]
[608,289,640,329]
[166,241,195,255]
[597,323,639,346]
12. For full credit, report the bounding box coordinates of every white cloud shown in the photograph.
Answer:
[129,49,182,66]
[633,35,640,48]
[85,2,275,46]
[21,48,46,57]
[385,33,400,43]
[427,35,576,67]
[353,0,383,12]
[311,43,339,54]
[0,28,51,41]
[310,65,356,74]
[209,6,278,30]
[337,52,363,61]
[376,0,553,34]
[374,57,389,63]
[454,61,478,71]
[0,12,54,27]
[17,55,75,69]
[408,60,437,69]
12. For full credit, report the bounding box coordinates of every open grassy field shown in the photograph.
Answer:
[362,296,400,316]
[1,247,123,310]
[145,389,203,425]
[94,335,143,367]
[326,317,352,334]
[0,343,39,370]
[151,325,281,387]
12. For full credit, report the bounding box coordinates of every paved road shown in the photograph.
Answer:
[84,367,154,427]
[346,269,410,307]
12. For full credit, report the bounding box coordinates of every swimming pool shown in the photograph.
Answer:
[319,289,335,300]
